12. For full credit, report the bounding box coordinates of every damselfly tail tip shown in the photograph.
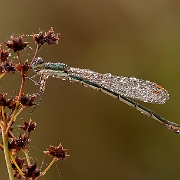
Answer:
[164,122,180,134]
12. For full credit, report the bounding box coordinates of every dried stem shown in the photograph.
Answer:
[1,106,6,121]
[16,51,22,64]
[17,51,26,102]
[6,106,25,135]
[0,121,5,129]
[0,72,7,79]
[31,44,40,64]
[38,158,57,178]
[22,149,31,166]
[11,155,25,176]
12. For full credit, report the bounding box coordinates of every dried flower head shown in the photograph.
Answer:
[1,60,16,74]
[0,93,8,106]
[0,44,9,62]
[0,93,16,110]
[15,60,31,75]
[4,34,30,52]
[33,27,60,47]
[20,93,36,107]
[44,143,69,160]
[18,118,36,133]
[6,98,16,111]
[9,133,30,153]
[23,163,41,179]
[0,93,17,112]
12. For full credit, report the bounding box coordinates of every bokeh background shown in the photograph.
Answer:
[1,0,180,179]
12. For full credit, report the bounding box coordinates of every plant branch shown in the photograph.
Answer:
[22,149,31,165]
[11,155,25,177]
[38,158,57,178]
[1,106,6,121]
[0,72,7,79]
[31,44,40,64]
[6,106,24,135]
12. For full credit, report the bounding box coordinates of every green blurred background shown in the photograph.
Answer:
[1,0,180,179]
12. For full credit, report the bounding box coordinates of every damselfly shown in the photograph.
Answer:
[30,57,180,133]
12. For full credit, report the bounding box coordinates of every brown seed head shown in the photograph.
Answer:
[44,143,69,160]
[18,118,36,133]
[15,59,31,75]
[0,44,9,62]
[23,163,41,179]
[9,133,30,154]
[0,93,17,110]
[2,60,16,74]
[4,34,30,52]
[20,94,36,107]
[33,27,60,47]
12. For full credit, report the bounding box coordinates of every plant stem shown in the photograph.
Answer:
[0,72,7,79]
[2,130,15,180]
[23,149,31,165]
[11,155,24,176]
[5,106,24,135]
[31,44,40,64]
[38,158,57,178]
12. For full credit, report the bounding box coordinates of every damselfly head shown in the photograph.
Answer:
[31,57,45,72]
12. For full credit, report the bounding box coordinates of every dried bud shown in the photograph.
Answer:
[0,44,9,62]
[4,34,30,52]
[18,118,29,131]
[27,119,36,133]
[6,98,16,110]
[0,93,8,106]
[20,94,36,107]
[23,163,41,179]
[0,93,16,110]
[18,118,36,133]
[44,143,69,160]
[33,27,60,47]
[2,60,16,74]
[15,60,31,75]
[9,133,30,153]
